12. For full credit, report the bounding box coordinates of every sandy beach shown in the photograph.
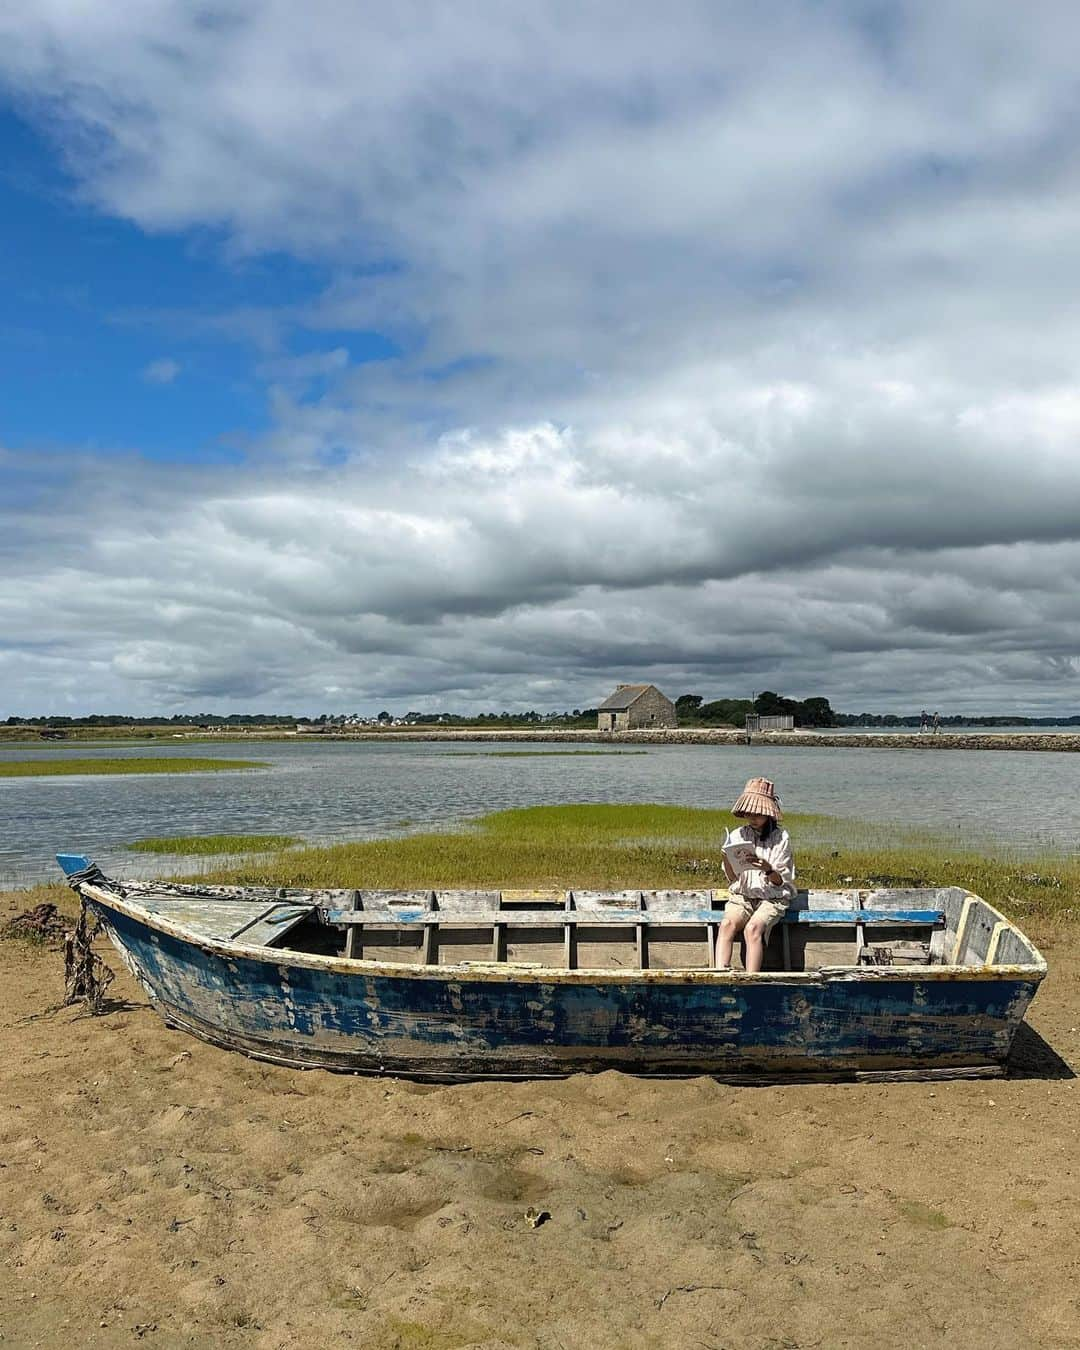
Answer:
[2,892,1078,1350]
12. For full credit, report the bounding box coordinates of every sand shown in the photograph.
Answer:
[2,896,1078,1350]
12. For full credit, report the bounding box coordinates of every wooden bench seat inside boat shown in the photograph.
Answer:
[309,888,946,971]
[111,882,957,972]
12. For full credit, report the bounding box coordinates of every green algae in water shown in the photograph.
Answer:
[0,757,266,778]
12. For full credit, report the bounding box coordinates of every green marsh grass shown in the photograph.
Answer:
[127,833,299,856]
[0,757,266,778]
[204,802,1080,926]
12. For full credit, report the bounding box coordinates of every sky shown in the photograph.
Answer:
[3,2,1080,718]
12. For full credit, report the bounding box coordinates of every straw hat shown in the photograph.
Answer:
[732,776,783,821]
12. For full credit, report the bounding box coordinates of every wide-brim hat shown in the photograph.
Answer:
[732,776,782,821]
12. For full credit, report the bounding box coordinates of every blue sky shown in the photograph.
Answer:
[2,3,1080,717]
[0,107,398,463]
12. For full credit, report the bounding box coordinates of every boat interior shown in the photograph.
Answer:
[104,881,1044,973]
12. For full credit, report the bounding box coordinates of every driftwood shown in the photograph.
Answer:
[2,903,69,942]
[63,902,115,1014]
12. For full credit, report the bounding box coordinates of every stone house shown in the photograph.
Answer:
[597,684,677,731]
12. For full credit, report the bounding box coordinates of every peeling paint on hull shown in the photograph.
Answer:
[94,903,1041,1081]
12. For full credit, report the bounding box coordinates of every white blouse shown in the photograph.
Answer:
[725,824,797,903]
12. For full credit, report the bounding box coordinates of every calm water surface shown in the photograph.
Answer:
[3,738,1078,887]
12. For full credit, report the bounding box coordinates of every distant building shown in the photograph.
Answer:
[744,713,795,733]
[597,684,677,731]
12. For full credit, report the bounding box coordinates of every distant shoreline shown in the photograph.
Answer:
[217,727,1080,751]
[5,726,1080,752]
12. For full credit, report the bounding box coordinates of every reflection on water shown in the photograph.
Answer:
[2,737,1078,887]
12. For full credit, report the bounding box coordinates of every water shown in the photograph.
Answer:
[3,737,1078,888]
[821,725,1080,735]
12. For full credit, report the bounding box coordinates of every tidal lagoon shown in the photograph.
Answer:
[3,736,1079,887]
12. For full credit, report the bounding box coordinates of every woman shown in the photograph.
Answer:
[716,776,796,973]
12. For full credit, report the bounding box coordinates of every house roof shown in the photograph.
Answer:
[598,683,655,711]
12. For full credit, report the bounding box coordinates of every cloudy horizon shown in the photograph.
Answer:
[3,3,1080,718]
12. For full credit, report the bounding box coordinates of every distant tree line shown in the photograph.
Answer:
[674,691,836,727]
[6,704,1079,731]
[4,713,297,727]
[673,694,1080,728]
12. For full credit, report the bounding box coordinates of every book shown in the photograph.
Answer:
[722,832,766,877]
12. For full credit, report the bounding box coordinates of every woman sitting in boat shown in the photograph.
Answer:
[716,776,796,973]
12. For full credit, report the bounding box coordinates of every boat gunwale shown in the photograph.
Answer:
[79,880,1048,987]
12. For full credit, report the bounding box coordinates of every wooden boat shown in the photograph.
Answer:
[57,854,1045,1082]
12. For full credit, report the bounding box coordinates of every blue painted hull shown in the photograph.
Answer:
[96,902,1041,1080]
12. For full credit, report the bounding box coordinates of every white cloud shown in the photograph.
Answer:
[142,357,180,385]
[3,4,1080,713]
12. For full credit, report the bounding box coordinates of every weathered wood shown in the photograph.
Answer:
[135,899,296,945]
[320,906,945,929]
[230,903,286,941]
[630,892,647,969]
[853,894,866,968]
[572,889,644,907]
[344,890,362,960]
[564,895,577,970]
[69,871,1046,1083]
[235,906,315,947]
[432,890,501,913]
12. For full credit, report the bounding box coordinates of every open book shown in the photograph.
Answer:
[722,831,766,877]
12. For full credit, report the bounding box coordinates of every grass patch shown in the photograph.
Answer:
[0,757,266,778]
[126,833,299,855]
[201,802,1080,927]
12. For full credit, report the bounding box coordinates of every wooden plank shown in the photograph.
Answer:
[138,900,279,943]
[344,890,362,960]
[421,922,438,966]
[853,893,866,967]
[432,890,501,913]
[642,890,719,967]
[321,906,945,929]
[492,921,507,962]
[786,910,944,925]
[985,919,1011,966]
[572,890,644,908]
[564,894,577,970]
[227,903,281,941]
[707,922,719,968]
[951,894,980,964]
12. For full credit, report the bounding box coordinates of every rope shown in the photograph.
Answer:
[63,862,109,891]
[63,899,115,1014]
[61,863,117,1013]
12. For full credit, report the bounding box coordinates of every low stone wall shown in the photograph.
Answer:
[286,728,1080,751]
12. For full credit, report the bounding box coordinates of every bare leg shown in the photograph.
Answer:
[743,918,770,973]
[716,910,749,968]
